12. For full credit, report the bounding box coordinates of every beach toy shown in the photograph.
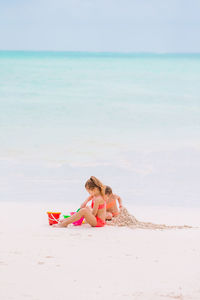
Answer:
[47,212,61,225]
[70,212,84,226]
[63,214,70,219]
[63,208,80,219]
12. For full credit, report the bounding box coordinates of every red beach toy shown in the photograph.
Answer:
[47,212,61,225]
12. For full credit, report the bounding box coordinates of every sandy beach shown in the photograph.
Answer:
[1,0,200,298]
[1,202,200,300]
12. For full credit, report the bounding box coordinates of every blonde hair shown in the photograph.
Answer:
[85,176,105,197]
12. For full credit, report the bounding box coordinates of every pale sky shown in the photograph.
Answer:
[0,0,200,52]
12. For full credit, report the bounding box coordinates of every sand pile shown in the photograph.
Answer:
[106,207,193,230]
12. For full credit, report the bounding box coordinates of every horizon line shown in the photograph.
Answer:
[0,50,200,55]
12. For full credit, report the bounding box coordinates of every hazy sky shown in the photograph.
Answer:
[0,0,200,52]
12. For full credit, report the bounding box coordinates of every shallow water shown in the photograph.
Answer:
[0,51,199,206]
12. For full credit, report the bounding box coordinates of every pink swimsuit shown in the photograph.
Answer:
[91,199,106,227]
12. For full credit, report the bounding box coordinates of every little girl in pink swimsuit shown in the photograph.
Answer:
[54,176,106,228]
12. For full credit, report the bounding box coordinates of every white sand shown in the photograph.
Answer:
[1,202,200,300]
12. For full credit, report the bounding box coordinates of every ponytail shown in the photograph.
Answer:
[85,176,105,198]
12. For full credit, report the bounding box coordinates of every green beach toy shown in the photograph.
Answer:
[63,208,80,219]
[63,214,70,218]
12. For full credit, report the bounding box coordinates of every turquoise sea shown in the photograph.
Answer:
[0,51,199,206]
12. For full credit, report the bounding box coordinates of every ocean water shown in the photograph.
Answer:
[0,51,200,206]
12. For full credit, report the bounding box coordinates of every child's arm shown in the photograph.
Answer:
[80,196,93,208]
[115,194,122,208]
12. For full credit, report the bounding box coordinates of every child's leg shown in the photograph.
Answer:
[106,212,112,220]
[82,206,92,224]
[54,208,97,227]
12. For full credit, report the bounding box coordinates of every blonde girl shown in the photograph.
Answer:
[54,176,106,228]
